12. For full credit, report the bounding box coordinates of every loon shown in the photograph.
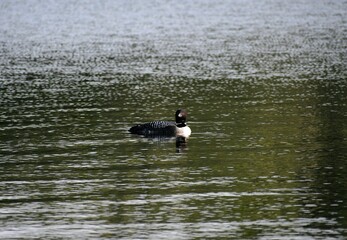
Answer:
[129,109,192,137]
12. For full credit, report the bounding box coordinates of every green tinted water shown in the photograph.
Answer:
[1,0,347,239]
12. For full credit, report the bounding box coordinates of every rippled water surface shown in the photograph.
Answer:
[1,0,347,239]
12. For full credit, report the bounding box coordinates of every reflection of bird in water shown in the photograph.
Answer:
[129,109,191,138]
[129,109,191,152]
[175,136,188,153]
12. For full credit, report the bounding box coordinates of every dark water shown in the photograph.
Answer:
[1,0,347,239]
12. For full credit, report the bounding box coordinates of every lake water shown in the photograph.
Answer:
[1,0,347,239]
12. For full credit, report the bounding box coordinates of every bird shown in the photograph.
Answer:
[129,109,191,138]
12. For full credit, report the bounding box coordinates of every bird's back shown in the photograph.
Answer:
[129,120,176,136]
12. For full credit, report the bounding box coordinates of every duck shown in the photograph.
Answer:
[129,109,191,138]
